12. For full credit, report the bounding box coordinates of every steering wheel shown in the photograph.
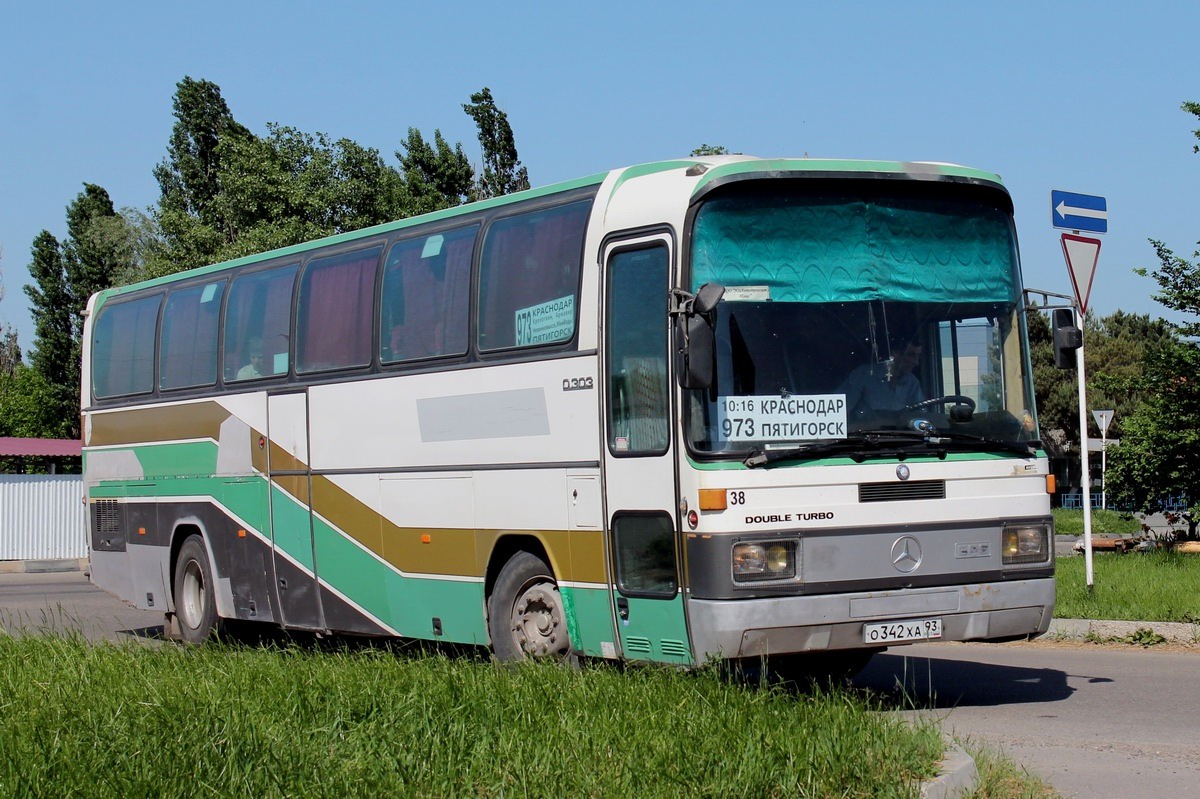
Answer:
[905,395,976,412]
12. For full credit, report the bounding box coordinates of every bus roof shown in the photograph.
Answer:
[93,156,1007,303]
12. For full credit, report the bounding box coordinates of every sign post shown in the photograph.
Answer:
[1052,189,1107,592]
[1093,410,1114,510]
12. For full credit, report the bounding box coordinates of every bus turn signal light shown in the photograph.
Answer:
[1046,475,1056,494]
[698,489,727,511]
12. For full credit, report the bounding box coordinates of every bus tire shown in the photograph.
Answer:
[173,535,219,644]
[487,551,572,662]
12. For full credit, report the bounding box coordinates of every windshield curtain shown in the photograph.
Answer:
[685,185,1037,457]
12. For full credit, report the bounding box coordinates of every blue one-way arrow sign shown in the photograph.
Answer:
[1051,190,1108,234]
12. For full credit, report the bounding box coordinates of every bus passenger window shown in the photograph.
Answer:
[380,225,476,364]
[92,294,161,399]
[477,200,590,351]
[224,264,298,383]
[160,281,224,390]
[297,246,382,373]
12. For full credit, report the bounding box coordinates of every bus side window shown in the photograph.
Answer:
[160,281,224,390]
[380,225,475,364]
[297,246,382,374]
[224,264,298,382]
[92,294,162,399]
[478,200,590,351]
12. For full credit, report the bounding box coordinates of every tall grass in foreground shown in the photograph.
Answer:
[0,634,941,799]
[1055,550,1200,623]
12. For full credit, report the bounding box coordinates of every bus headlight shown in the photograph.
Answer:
[1002,524,1050,565]
[732,540,797,582]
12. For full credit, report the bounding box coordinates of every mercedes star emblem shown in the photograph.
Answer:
[891,536,922,573]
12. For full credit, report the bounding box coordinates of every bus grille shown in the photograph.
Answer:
[859,480,945,503]
[660,640,690,660]
[93,500,120,536]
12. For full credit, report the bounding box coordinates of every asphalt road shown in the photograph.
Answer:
[4,571,1199,798]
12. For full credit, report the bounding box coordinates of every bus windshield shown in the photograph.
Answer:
[685,183,1039,458]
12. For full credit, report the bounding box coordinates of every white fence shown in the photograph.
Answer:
[0,475,87,560]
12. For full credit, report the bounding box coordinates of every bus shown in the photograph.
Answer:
[83,156,1054,674]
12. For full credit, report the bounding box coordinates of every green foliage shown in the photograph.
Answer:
[691,144,731,156]
[23,231,72,387]
[1055,549,1200,622]
[0,637,942,798]
[1106,101,1200,530]
[1050,508,1142,536]
[1107,339,1200,529]
[396,127,474,213]
[0,364,73,439]
[1028,309,1170,452]
[463,87,530,199]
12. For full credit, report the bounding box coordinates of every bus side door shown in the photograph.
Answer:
[267,389,324,629]
[600,234,691,664]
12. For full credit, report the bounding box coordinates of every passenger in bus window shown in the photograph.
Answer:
[237,339,264,380]
[837,336,924,421]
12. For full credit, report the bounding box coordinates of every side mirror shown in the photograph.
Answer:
[672,283,724,390]
[1052,309,1082,370]
[679,315,716,389]
[693,283,725,315]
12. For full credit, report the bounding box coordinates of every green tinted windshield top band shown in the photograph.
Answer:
[691,194,1015,303]
[96,172,608,305]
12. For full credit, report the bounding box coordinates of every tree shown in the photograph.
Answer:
[1027,309,1171,451]
[1107,101,1200,535]
[0,246,21,375]
[396,128,474,213]
[151,76,253,273]
[463,87,529,199]
[691,144,731,156]
[23,231,73,388]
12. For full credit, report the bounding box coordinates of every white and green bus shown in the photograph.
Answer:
[84,156,1054,673]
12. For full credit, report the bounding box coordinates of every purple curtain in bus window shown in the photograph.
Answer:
[387,231,471,360]
[299,251,380,371]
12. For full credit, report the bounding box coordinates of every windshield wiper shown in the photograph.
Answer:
[917,431,1040,459]
[744,432,931,468]
[743,430,1039,467]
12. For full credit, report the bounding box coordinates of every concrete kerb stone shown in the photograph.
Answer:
[919,736,978,799]
[1047,617,1200,644]
[0,558,88,574]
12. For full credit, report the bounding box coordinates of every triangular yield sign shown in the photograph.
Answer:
[1061,233,1101,315]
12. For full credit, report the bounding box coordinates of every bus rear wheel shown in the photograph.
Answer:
[488,552,571,662]
[173,535,218,643]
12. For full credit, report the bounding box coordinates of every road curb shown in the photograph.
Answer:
[0,558,88,574]
[1048,617,1200,644]
[920,737,978,799]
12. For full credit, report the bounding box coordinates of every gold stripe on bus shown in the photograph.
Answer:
[88,402,231,448]
[307,473,607,583]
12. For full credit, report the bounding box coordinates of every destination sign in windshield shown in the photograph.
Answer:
[717,394,847,442]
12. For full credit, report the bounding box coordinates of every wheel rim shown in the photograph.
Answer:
[180,558,206,630]
[509,578,569,658]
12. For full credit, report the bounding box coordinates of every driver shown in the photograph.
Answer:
[837,336,924,422]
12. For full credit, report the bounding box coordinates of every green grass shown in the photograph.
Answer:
[0,633,944,798]
[1055,550,1200,623]
[964,744,1060,799]
[1051,508,1142,536]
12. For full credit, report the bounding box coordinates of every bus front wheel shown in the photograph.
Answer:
[173,535,218,643]
[488,552,571,662]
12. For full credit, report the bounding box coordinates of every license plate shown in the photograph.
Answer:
[863,618,943,644]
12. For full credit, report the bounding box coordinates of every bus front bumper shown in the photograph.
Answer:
[687,577,1054,661]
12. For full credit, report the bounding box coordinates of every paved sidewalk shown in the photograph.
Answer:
[0,558,88,574]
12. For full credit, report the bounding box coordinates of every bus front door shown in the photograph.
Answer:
[601,235,691,665]
[266,390,324,629]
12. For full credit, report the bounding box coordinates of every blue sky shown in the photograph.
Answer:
[2,2,1198,351]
